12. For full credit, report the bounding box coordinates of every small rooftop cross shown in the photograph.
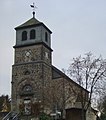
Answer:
[30,2,37,18]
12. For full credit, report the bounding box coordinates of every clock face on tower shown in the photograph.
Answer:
[26,51,31,56]
[24,50,32,62]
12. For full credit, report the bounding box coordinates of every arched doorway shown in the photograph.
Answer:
[19,84,34,115]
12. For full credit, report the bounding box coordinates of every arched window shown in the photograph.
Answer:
[30,29,36,39]
[45,32,48,42]
[22,31,27,41]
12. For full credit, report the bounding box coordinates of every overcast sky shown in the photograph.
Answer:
[0,0,106,96]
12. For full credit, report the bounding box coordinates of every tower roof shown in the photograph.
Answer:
[15,17,52,33]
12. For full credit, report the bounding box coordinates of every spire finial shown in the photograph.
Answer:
[30,2,37,18]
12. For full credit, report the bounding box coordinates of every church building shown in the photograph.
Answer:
[10,12,97,120]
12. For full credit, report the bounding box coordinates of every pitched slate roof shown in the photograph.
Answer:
[15,17,41,29]
[52,65,89,93]
[15,17,52,33]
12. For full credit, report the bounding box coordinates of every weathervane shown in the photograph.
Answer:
[30,2,37,18]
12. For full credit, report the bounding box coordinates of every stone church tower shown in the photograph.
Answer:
[11,15,53,115]
[11,14,96,120]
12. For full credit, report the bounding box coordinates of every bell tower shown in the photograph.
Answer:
[11,16,52,115]
[15,17,52,65]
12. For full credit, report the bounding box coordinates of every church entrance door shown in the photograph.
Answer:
[24,99,31,115]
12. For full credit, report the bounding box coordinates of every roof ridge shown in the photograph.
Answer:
[52,65,89,93]
[15,17,41,29]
